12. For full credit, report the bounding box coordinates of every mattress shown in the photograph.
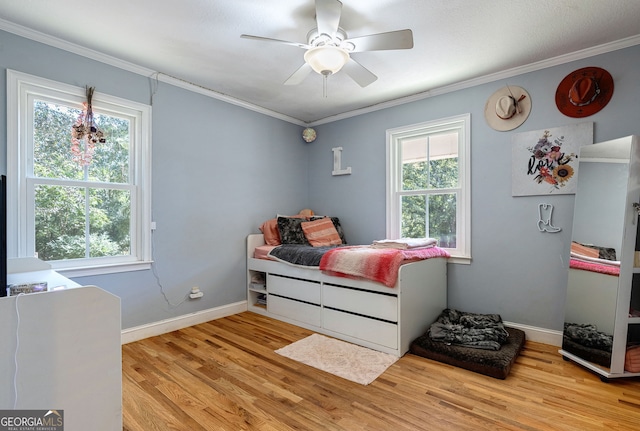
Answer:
[254,244,277,260]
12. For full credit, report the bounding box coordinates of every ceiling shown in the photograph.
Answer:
[1,0,640,125]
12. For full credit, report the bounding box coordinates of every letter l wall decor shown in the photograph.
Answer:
[332,147,352,176]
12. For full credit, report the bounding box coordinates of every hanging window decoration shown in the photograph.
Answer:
[71,86,106,166]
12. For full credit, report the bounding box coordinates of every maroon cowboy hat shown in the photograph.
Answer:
[555,67,614,118]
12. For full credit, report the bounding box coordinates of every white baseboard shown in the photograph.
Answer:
[121,301,247,344]
[120,302,563,348]
[504,321,563,347]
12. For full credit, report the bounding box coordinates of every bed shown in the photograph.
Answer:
[562,242,619,366]
[246,227,448,357]
[569,241,620,276]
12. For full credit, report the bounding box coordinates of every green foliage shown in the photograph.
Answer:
[401,195,426,238]
[401,157,458,247]
[46,233,126,261]
[33,100,132,261]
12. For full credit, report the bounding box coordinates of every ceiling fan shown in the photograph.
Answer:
[240,0,414,90]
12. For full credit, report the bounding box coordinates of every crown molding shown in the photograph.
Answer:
[0,19,154,78]
[308,34,640,126]
[2,18,639,127]
[152,72,306,126]
[0,18,306,126]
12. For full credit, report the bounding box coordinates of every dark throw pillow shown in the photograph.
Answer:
[277,216,309,245]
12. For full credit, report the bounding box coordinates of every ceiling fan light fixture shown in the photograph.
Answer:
[241,0,413,89]
[304,46,349,75]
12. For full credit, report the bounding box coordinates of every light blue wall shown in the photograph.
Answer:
[0,30,308,328]
[2,27,640,333]
[308,45,640,330]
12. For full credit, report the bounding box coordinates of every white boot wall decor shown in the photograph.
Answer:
[537,203,561,233]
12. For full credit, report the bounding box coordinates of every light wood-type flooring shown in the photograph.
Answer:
[122,312,640,431]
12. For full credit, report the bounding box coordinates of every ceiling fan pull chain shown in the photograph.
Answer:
[323,74,328,98]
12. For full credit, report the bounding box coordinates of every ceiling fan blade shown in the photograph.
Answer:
[344,29,414,52]
[240,34,309,49]
[342,58,377,87]
[284,63,313,85]
[315,0,342,38]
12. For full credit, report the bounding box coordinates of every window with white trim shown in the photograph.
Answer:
[386,114,470,261]
[7,70,152,276]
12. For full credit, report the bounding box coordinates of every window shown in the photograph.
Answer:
[7,70,152,276]
[386,114,470,261]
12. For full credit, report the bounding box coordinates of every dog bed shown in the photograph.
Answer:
[561,337,611,368]
[410,326,526,379]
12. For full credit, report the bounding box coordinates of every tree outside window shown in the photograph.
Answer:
[7,70,151,276]
[387,114,470,260]
[33,100,132,261]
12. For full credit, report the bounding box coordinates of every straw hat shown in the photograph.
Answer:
[555,67,613,118]
[484,85,531,131]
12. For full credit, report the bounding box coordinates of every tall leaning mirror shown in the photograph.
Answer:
[562,138,631,372]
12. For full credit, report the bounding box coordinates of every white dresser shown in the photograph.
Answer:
[0,258,122,429]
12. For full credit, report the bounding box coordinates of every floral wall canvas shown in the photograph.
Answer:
[511,122,593,196]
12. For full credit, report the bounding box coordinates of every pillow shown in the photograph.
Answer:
[301,218,342,247]
[572,241,617,261]
[260,214,307,245]
[311,216,347,244]
[277,216,309,245]
[570,241,599,258]
[259,218,281,246]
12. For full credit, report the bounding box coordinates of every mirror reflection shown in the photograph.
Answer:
[563,141,630,370]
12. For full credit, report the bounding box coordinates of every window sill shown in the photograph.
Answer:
[447,255,471,265]
[55,261,153,278]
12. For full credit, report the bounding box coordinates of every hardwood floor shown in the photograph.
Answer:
[122,312,640,431]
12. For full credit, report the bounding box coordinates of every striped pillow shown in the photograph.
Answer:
[301,218,342,247]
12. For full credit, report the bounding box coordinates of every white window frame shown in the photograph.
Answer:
[7,69,152,277]
[386,113,471,263]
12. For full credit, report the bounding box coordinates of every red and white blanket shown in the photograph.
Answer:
[319,245,450,287]
[569,258,620,276]
[569,251,620,276]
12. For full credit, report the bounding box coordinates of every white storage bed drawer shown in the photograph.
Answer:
[323,284,398,322]
[268,274,321,304]
[268,295,322,327]
[247,233,448,357]
[323,308,398,349]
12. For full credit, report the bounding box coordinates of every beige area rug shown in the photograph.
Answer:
[275,334,399,385]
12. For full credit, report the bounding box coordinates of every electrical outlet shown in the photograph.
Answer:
[189,286,203,299]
